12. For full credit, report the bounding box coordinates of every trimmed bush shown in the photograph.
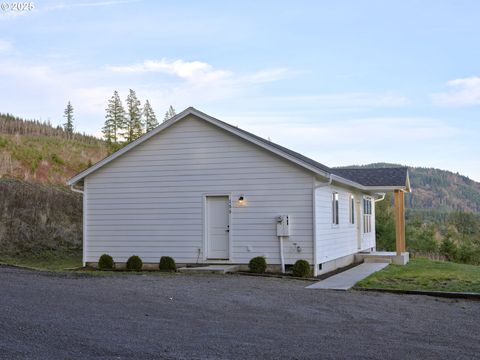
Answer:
[126,255,143,271]
[98,254,114,270]
[249,256,267,274]
[159,256,176,272]
[292,259,311,277]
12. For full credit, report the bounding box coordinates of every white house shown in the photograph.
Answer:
[67,107,410,276]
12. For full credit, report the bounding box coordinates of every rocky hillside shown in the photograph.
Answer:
[338,163,480,213]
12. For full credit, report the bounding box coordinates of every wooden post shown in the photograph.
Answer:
[400,191,405,253]
[394,190,406,255]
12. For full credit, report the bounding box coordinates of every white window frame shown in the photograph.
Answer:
[349,194,355,225]
[332,192,339,226]
[363,196,372,233]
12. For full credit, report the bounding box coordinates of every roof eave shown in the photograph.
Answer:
[363,185,409,192]
[330,174,367,191]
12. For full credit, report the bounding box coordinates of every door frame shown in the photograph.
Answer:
[203,193,232,262]
[355,196,362,250]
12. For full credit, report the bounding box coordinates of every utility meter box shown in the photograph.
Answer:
[276,215,290,237]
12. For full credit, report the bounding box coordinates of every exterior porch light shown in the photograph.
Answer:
[238,195,245,204]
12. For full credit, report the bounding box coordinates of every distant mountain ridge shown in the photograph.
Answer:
[337,163,480,213]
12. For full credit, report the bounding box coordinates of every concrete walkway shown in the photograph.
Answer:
[307,262,389,290]
[178,265,240,274]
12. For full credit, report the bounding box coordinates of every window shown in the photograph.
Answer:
[332,192,339,225]
[363,197,372,233]
[349,195,355,224]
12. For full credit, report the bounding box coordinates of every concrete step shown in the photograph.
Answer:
[364,257,392,264]
[178,265,240,274]
[355,252,409,265]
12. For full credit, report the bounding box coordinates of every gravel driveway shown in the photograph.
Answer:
[0,265,478,359]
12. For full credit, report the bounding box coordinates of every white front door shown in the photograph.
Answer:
[206,196,230,259]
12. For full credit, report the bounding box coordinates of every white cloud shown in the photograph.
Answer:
[0,56,294,135]
[431,76,480,106]
[0,39,12,52]
[106,58,292,86]
[107,59,228,79]
[240,68,291,83]
[227,116,457,148]
[265,92,408,109]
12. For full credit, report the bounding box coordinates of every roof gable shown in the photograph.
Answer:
[67,107,410,192]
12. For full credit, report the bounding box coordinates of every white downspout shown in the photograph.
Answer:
[70,184,84,194]
[312,175,333,277]
[374,193,386,202]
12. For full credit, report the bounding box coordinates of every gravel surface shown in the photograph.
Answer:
[0,265,479,359]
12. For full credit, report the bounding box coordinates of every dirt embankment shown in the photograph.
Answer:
[0,178,82,257]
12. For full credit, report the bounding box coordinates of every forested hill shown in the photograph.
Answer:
[0,113,107,184]
[337,163,480,213]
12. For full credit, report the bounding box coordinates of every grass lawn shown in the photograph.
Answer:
[355,258,480,293]
[0,252,176,277]
[0,251,82,271]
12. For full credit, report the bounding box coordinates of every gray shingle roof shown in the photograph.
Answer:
[332,167,409,187]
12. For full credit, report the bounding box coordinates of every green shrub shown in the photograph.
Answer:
[407,224,437,253]
[249,256,267,274]
[440,237,457,261]
[98,254,114,270]
[292,259,311,277]
[126,255,143,271]
[159,256,176,272]
[454,241,480,265]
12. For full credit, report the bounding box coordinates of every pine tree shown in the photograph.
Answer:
[163,105,176,122]
[63,101,74,137]
[125,89,144,142]
[103,90,125,144]
[143,100,158,132]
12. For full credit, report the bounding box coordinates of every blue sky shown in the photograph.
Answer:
[1,0,480,180]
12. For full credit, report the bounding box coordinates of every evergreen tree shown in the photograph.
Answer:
[103,91,125,144]
[143,100,158,132]
[163,105,176,122]
[63,101,74,137]
[125,89,143,142]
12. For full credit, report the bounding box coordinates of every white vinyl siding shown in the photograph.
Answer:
[85,115,314,265]
[315,185,375,264]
